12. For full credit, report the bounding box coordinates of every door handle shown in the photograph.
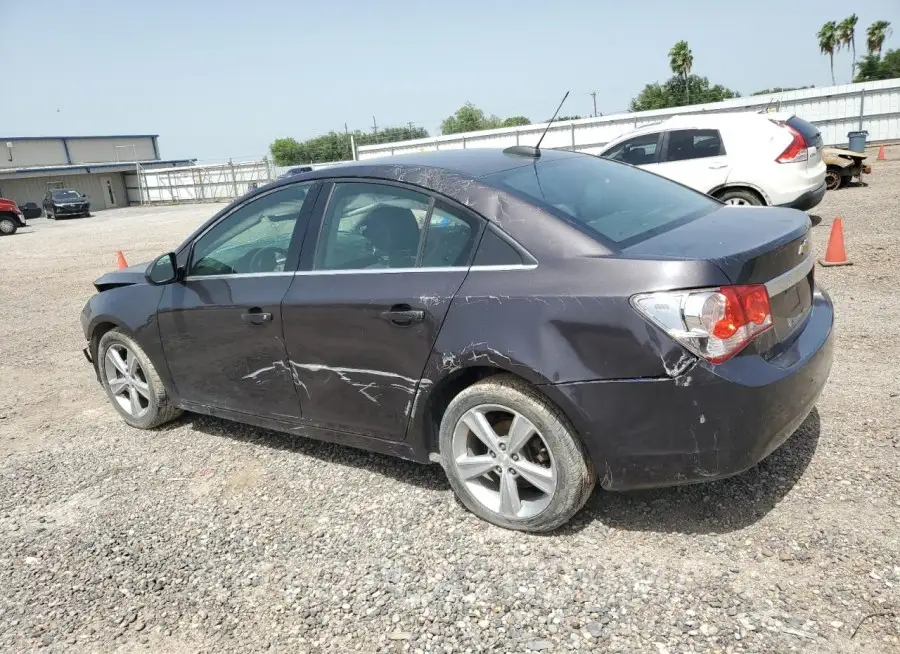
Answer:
[241,308,273,325]
[381,304,425,326]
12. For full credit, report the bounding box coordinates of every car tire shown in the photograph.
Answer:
[0,216,18,235]
[97,329,183,429]
[716,188,763,206]
[438,374,595,532]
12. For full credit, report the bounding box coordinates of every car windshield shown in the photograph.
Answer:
[52,190,82,200]
[483,155,719,247]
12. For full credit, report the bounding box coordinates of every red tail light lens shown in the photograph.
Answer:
[632,284,774,367]
[776,125,808,163]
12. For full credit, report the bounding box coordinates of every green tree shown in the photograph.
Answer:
[668,40,694,102]
[269,137,307,166]
[818,21,839,85]
[356,125,428,146]
[838,14,858,79]
[501,116,532,127]
[866,20,892,56]
[441,103,503,134]
[556,115,585,121]
[854,49,900,81]
[630,75,739,111]
[270,125,429,165]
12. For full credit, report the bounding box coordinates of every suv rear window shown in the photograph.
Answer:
[484,155,718,247]
[786,116,822,148]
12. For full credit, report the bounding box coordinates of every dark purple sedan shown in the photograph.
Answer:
[80,148,833,531]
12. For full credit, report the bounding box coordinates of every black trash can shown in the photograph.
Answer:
[848,130,868,153]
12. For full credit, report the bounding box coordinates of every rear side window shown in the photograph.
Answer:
[601,133,661,165]
[664,129,725,162]
[473,228,524,266]
[786,116,822,148]
[485,155,718,248]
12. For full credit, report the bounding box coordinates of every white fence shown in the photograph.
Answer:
[357,78,900,160]
[124,159,275,204]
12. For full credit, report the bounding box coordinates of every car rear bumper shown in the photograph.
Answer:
[547,285,834,491]
[777,180,826,212]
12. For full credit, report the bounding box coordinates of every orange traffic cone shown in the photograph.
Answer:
[818,218,852,267]
[116,250,128,269]
[877,144,886,161]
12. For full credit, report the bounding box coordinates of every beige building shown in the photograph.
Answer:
[0,135,193,211]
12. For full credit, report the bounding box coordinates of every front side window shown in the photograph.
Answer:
[601,133,661,165]
[664,129,725,162]
[189,183,312,277]
[485,154,718,248]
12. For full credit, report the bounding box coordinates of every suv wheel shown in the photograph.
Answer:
[98,329,183,429]
[439,374,595,532]
[716,188,763,206]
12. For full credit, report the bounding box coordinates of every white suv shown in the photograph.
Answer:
[594,112,827,211]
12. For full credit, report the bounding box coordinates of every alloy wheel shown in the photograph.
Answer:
[103,344,151,418]
[825,170,841,191]
[0,219,15,234]
[450,404,557,519]
[724,197,750,206]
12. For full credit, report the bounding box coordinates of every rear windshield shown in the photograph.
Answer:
[787,116,822,147]
[484,154,718,247]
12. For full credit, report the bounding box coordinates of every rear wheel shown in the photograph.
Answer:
[98,329,182,429]
[716,188,763,206]
[825,167,846,191]
[439,375,595,532]
[0,216,18,235]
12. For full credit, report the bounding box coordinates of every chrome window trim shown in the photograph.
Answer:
[765,254,813,297]
[182,263,537,282]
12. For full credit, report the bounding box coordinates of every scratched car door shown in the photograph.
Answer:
[280,180,484,441]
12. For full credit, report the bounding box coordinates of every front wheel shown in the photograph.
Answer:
[439,375,595,532]
[97,329,182,429]
[0,217,18,235]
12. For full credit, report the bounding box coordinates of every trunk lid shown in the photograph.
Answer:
[624,206,814,349]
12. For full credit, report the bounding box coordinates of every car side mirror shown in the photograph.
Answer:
[145,252,179,286]
[82,194,87,198]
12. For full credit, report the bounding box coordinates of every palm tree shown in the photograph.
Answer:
[668,40,694,104]
[837,14,858,79]
[866,20,893,57]
[818,22,839,85]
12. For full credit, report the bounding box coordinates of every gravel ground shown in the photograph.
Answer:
[1,153,899,653]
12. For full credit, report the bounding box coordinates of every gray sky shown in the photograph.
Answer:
[3,0,897,162]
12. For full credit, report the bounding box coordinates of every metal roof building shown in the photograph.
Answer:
[0,134,194,211]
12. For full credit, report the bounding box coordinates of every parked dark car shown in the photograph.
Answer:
[18,202,42,219]
[0,197,27,235]
[276,165,313,180]
[80,148,833,531]
[43,189,91,219]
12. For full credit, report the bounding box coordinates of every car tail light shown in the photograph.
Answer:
[775,125,808,163]
[631,285,773,365]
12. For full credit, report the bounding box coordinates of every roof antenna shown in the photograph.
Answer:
[504,91,570,158]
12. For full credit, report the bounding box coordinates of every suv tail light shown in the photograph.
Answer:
[775,124,808,163]
[631,285,773,365]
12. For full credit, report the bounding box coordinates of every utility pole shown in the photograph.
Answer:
[408,121,415,138]
[372,116,378,140]
[590,91,598,118]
